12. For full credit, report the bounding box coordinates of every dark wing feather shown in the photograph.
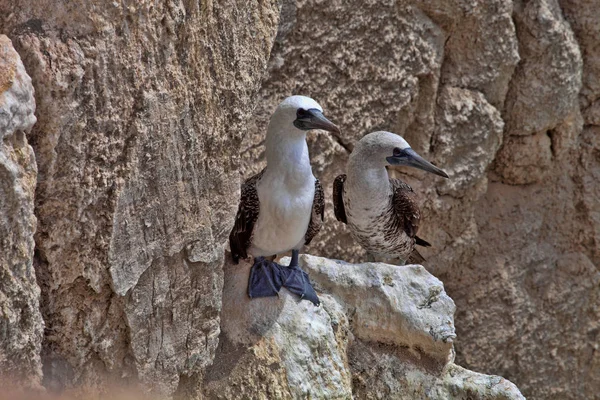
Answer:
[228,169,264,263]
[304,179,325,245]
[332,174,348,224]
[390,179,421,240]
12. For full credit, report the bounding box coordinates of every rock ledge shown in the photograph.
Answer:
[206,254,525,400]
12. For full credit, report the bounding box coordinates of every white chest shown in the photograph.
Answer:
[250,173,316,256]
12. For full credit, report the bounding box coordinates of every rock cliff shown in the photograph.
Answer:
[0,0,597,399]
[245,0,600,398]
[0,0,279,396]
[0,34,42,389]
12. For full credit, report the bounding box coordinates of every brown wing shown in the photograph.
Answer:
[332,174,348,224]
[229,169,264,263]
[304,179,325,245]
[390,179,421,240]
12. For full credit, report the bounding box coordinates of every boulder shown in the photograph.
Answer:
[206,255,525,400]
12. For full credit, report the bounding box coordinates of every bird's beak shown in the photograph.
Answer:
[295,109,340,133]
[386,148,449,178]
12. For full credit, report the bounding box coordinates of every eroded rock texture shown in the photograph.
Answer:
[206,255,524,400]
[0,1,279,396]
[0,0,596,397]
[246,0,599,398]
[0,34,42,387]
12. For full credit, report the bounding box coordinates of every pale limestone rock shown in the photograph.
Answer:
[207,256,353,399]
[494,133,554,185]
[495,0,583,185]
[560,0,600,120]
[249,1,599,398]
[207,255,524,399]
[0,36,37,137]
[351,340,525,400]
[420,0,519,107]
[433,86,504,196]
[577,127,600,264]
[0,1,280,396]
[503,0,582,137]
[0,34,42,387]
[299,255,456,361]
[451,2,598,398]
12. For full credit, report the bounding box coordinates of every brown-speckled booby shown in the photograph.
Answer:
[333,131,448,264]
[229,95,339,305]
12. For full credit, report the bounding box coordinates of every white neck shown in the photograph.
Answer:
[347,156,392,205]
[264,122,313,187]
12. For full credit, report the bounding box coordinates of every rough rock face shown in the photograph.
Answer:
[0,0,596,398]
[206,255,524,399]
[242,0,517,265]
[246,0,599,398]
[0,34,42,387]
[0,0,279,396]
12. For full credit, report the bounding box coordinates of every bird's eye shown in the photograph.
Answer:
[393,147,402,157]
[297,108,308,118]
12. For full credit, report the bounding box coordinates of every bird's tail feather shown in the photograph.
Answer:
[415,236,431,247]
[407,248,426,264]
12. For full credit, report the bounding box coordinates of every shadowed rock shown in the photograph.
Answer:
[0,34,42,388]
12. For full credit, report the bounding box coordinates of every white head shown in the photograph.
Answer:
[268,95,339,136]
[352,131,448,178]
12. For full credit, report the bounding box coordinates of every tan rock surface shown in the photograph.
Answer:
[350,341,525,400]
[0,0,279,396]
[0,0,597,398]
[0,34,42,388]
[301,255,456,361]
[206,256,352,399]
[247,0,600,398]
[206,255,524,400]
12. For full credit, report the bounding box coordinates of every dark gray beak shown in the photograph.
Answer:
[386,148,449,178]
[294,108,340,133]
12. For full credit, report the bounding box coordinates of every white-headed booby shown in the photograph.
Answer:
[333,131,448,264]
[229,95,340,305]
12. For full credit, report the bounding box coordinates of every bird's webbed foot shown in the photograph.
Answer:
[248,257,284,299]
[247,252,320,306]
[280,250,320,306]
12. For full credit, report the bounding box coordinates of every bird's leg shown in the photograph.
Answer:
[280,250,320,306]
[288,249,299,268]
[247,257,283,299]
[366,252,376,263]
[287,250,309,299]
